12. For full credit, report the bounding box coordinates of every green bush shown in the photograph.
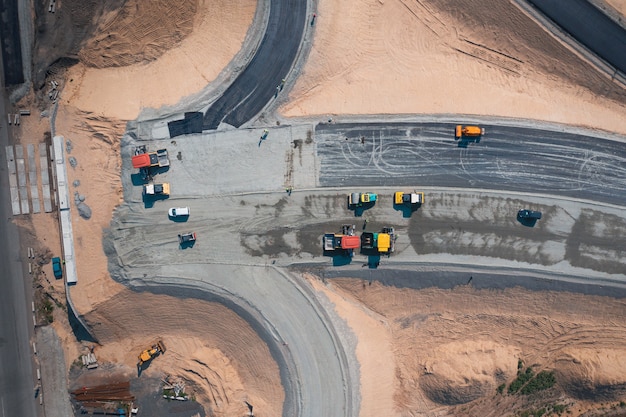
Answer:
[508,368,556,395]
[509,367,534,394]
[520,371,556,395]
[497,383,506,394]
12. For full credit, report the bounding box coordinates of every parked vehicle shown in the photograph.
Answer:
[348,192,377,207]
[178,232,197,245]
[143,182,170,196]
[168,207,190,217]
[518,209,542,220]
[323,225,359,256]
[394,191,424,205]
[52,257,63,279]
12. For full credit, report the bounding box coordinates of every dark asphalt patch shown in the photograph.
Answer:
[0,0,25,85]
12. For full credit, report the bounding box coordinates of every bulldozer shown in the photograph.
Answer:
[137,340,166,367]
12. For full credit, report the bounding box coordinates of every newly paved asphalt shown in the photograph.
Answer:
[528,0,626,74]
[0,91,37,416]
[202,0,307,129]
[316,123,626,206]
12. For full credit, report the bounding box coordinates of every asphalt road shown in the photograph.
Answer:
[0,0,24,85]
[202,0,307,129]
[527,0,626,74]
[0,90,37,416]
[316,123,626,206]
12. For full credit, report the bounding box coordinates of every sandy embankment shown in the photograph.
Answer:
[281,0,626,135]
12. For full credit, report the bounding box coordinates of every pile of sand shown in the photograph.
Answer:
[281,0,626,134]
[61,0,256,120]
[323,279,626,415]
[78,0,197,68]
[556,347,626,401]
[419,340,519,405]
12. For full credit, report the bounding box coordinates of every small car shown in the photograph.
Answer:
[52,257,63,279]
[178,232,197,244]
[168,207,190,217]
[518,209,542,220]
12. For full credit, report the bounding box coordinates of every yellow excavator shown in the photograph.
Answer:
[137,340,166,366]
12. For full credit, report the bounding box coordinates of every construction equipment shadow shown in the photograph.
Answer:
[457,137,481,148]
[393,203,421,218]
[517,218,539,227]
[179,240,196,250]
[323,251,353,266]
[350,202,376,217]
[168,215,189,223]
[366,255,381,269]
[143,193,169,209]
[131,173,146,186]
[137,360,154,378]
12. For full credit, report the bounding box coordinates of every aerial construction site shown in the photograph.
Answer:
[1,0,626,416]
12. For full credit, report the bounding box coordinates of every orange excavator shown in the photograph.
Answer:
[137,341,166,367]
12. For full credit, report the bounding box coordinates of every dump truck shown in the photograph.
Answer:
[132,146,170,169]
[323,225,360,254]
[394,191,424,205]
[138,340,166,366]
[143,182,170,196]
[455,125,485,139]
[361,227,395,253]
[348,192,377,207]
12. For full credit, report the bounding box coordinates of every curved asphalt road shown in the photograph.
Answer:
[527,0,626,74]
[202,0,307,129]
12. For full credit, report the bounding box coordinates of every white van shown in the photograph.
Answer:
[168,207,190,218]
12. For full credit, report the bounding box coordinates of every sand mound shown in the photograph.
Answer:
[283,0,626,134]
[78,0,197,68]
[555,348,626,401]
[418,340,518,405]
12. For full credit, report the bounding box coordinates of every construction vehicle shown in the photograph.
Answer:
[394,191,424,206]
[143,182,170,196]
[518,209,542,220]
[361,227,395,254]
[323,225,360,255]
[348,192,377,207]
[455,125,485,139]
[178,232,196,245]
[137,340,166,366]
[132,146,170,169]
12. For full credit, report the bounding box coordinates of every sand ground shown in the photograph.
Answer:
[17,0,626,415]
[280,0,626,135]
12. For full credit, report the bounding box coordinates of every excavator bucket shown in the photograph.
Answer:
[157,340,166,354]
